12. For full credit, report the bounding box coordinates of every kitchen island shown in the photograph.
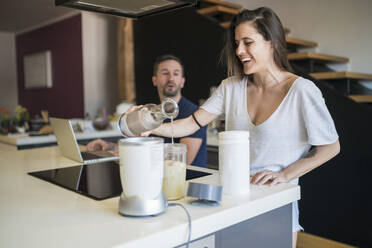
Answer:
[0,146,300,248]
[0,142,17,152]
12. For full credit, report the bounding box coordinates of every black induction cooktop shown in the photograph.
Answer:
[28,163,211,200]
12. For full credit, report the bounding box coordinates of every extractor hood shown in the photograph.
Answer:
[55,0,198,19]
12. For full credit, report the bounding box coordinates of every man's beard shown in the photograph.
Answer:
[163,88,177,97]
[162,82,179,97]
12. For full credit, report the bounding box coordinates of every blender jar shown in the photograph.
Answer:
[162,143,187,200]
[119,137,164,199]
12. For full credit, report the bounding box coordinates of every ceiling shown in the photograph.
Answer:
[0,0,78,33]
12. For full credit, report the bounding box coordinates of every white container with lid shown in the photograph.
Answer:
[218,131,250,196]
[119,137,164,200]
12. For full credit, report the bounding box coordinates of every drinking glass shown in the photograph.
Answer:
[162,143,187,200]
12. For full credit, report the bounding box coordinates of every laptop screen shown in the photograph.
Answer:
[50,117,84,163]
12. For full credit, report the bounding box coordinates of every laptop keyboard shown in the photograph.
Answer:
[81,152,102,160]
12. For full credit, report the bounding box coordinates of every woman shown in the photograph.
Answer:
[150,7,340,247]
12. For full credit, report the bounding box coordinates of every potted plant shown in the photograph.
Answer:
[13,105,30,133]
[0,107,11,134]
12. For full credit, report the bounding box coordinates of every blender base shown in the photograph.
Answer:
[118,193,167,217]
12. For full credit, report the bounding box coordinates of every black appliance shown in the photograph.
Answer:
[28,162,211,200]
[55,0,198,19]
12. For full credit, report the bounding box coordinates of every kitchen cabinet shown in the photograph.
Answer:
[177,204,291,248]
[178,234,215,248]
[206,131,219,170]
[206,145,218,170]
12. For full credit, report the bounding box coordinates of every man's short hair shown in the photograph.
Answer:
[153,54,185,76]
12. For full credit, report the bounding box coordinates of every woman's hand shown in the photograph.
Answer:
[251,170,288,186]
[125,105,143,114]
[140,130,152,137]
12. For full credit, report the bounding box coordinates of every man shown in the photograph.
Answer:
[87,55,207,167]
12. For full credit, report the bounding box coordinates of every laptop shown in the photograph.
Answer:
[50,117,120,164]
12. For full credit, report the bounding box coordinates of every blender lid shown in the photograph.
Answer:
[119,137,164,146]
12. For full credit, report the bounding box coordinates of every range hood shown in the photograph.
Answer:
[55,0,198,19]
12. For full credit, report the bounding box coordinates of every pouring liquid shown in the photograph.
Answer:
[171,117,174,144]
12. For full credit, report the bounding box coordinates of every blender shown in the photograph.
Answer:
[118,137,167,216]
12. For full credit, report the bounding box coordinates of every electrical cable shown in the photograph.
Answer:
[168,203,192,248]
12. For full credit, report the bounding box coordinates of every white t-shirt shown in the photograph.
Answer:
[201,76,338,184]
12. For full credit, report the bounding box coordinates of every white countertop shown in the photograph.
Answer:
[0,147,300,248]
[0,142,17,152]
[0,126,122,146]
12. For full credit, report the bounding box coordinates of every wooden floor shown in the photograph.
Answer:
[297,232,358,248]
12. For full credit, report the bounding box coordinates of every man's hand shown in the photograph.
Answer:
[86,138,113,151]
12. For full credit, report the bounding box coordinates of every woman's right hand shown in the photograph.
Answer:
[140,130,152,137]
[125,105,143,114]
[140,124,163,137]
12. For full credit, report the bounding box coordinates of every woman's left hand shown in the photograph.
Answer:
[251,170,288,186]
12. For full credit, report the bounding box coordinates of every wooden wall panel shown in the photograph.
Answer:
[117,18,136,103]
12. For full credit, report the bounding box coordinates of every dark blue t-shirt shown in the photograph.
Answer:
[157,97,207,167]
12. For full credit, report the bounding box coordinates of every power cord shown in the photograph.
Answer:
[168,202,192,248]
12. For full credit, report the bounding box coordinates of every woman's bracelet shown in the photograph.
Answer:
[191,112,203,128]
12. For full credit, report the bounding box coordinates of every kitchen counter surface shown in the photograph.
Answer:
[0,127,122,147]
[0,147,300,248]
[0,142,17,152]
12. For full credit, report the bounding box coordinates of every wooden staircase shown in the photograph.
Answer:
[197,0,241,28]
[197,0,372,103]
[310,71,372,99]
[198,0,242,10]
[310,71,372,80]
[286,37,317,49]
[288,52,349,63]
[297,232,358,248]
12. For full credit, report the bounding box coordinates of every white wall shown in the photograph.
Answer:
[231,0,372,84]
[0,32,18,112]
[81,12,118,118]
